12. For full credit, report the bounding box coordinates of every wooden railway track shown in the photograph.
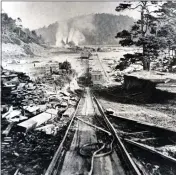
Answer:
[45,98,84,175]
[44,89,142,175]
[44,89,176,175]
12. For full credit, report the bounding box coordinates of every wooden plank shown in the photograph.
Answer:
[132,138,158,142]
[45,109,58,116]
[17,109,57,130]
[14,168,20,175]
[23,106,40,113]
[18,113,50,127]
[2,122,14,136]
[128,131,149,135]
[17,120,37,132]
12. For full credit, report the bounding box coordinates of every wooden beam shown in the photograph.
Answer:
[2,122,14,136]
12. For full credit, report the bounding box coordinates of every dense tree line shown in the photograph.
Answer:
[78,13,134,45]
[115,1,176,71]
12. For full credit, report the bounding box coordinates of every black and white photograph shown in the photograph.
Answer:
[1,1,176,175]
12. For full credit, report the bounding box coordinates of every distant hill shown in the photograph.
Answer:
[36,13,134,46]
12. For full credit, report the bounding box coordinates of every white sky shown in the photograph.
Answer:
[2,2,140,30]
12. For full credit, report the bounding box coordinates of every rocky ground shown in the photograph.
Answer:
[1,66,82,175]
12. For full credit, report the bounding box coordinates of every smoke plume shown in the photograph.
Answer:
[56,15,95,47]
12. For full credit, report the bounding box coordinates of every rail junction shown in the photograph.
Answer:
[45,88,141,175]
[43,86,176,175]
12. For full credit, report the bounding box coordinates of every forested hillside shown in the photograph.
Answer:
[36,13,134,46]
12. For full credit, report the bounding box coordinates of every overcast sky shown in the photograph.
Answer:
[2,2,140,30]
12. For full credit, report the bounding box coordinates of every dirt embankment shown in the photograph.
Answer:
[2,42,49,61]
[92,84,176,131]
[2,29,50,63]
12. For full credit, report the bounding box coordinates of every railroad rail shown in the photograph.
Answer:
[93,95,141,175]
[96,54,110,82]
[105,111,176,174]
[44,90,176,175]
[45,90,142,175]
[45,98,83,175]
